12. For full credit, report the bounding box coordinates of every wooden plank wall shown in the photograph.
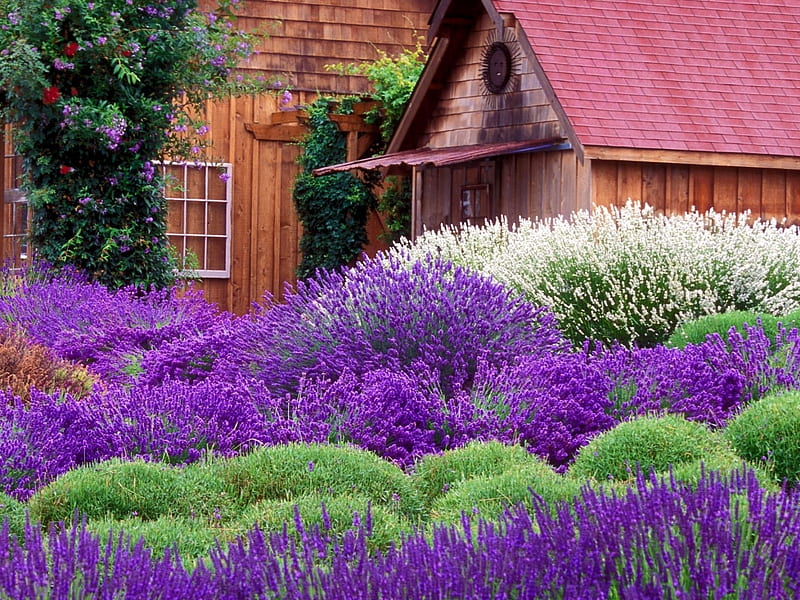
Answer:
[188,0,434,313]
[423,14,564,148]
[416,149,590,233]
[592,160,800,224]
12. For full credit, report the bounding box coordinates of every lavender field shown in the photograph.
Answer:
[1,205,800,598]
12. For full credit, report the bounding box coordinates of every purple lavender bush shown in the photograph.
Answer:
[0,264,230,384]
[0,379,271,500]
[212,254,568,398]
[0,467,797,598]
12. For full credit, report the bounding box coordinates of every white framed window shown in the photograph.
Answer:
[3,139,28,269]
[158,161,232,278]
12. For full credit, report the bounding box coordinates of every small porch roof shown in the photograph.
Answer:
[313,137,567,176]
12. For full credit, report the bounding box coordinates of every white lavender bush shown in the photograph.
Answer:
[391,202,800,346]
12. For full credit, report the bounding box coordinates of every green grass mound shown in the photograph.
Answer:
[234,493,412,553]
[0,492,27,540]
[570,414,730,482]
[412,441,537,507]
[724,390,800,486]
[87,515,229,568]
[778,308,800,333]
[28,457,235,527]
[429,460,584,524]
[666,310,779,349]
[214,443,423,520]
[656,453,777,491]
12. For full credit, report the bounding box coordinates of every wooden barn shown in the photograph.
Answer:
[1,0,435,314]
[318,0,800,237]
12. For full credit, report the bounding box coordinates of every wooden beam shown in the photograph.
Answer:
[269,110,308,125]
[244,122,307,142]
[585,146,800,171]
[328,114,380,133]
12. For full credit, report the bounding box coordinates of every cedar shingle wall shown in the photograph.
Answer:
[422,14,564,148]
[223,0,435,94]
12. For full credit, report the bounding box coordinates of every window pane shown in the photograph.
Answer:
[206,237,227,271]
[207,202,226,236]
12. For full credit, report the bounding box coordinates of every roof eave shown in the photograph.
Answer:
[584,146,800,170]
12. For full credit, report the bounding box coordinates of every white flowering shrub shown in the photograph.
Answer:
[388,202,800,347]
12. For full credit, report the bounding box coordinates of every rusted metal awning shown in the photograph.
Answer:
[312,137,568,176]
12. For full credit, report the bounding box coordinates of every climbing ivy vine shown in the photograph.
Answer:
[293,39,426,276]
[293,97,377,280]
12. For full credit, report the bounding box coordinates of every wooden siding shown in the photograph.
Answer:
[422,14,564,148]
[221,0,436,94]
[591,160,800,224]
[415,148,589,234]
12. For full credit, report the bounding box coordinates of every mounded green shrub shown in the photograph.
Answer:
[429,461,584,524]
[213,443,423,520]
[412,441,537,507]
[666,310,780,349]
[28,457,235,526]
[87,515,227,568]
[234,493,412,553]
[724,390,800,485]
[665,454,777,491]
[570,414,730,482]
[0,492,27,541]
[778,308,800,333]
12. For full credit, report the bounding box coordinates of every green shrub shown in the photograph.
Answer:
[778,308,800,333]
[234,493,412,553]
[214,443,423,520]
[28,457,235,526]
[570,414,730,482]
[666,311,780,349]
[87,515,227,569]
[724,390,800,486]
[0,492,27,541]
[429,461,584,524]
[412,441,536,507]
[293,97,376,279]
[666,454,777,491]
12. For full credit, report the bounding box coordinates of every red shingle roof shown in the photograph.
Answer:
[495,0,800,155]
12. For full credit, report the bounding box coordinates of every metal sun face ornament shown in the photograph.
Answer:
[484,41,512,93]
[480,29,521,102]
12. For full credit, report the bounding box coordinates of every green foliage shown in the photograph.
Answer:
[778,308,800,333]
[213,443,424,519]
[317,40,426,254]
[0,0,277,289]
[235,493,412,553]
[666,454,777,491]
[724,390,800,486]
[666,311,780,349]
[570,414,730,482]
[378,175,412,242]
[0,492,27,541]
[28,457,236,527]
[326,36,426,143]
[293,98,377,279]
[87,515,227,568]
[412,440,536,507]
[429,462,585,524]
